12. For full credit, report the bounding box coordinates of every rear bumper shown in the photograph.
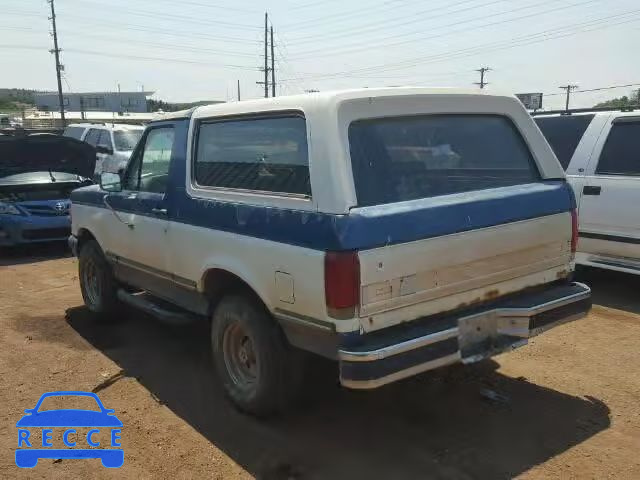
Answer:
[339,282,591,389]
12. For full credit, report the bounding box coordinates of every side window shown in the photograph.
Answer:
[596,121,640,176]
[194,115,310,196]
[125,127,174,194]
[84,128,100,146]
[97,130,113,150]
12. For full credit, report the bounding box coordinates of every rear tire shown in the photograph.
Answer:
[78,240,119,319]
[211,293,303,417]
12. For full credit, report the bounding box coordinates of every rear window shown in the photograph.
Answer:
[348,115,540,207]
[534,114,594,169]
[62,126,85,140]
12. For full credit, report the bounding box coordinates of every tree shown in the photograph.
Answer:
[594,89,640,108]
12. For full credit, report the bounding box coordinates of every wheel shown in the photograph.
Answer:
[211,293,303,416]
[78,239,119,318]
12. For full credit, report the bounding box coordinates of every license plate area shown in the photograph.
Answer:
[458,313,529,363]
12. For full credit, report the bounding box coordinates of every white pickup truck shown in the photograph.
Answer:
[534,108,640,274]
[68,88,591,416]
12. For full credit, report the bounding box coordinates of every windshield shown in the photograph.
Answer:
[114,130,143,151]
[348,114,540,207]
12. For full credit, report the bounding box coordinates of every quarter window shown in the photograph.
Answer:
[194,115,310,196]
[534,114,594,169]
[596,121,640,176]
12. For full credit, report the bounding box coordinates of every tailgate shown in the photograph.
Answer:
[346,111,574,333]
[359,206,573,331]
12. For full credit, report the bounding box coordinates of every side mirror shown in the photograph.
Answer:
[96,145,113,155]
[100,172,122,192]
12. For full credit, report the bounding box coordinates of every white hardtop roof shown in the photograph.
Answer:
[192,86,517,119]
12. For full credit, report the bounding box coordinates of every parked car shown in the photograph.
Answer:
[69,88,591,416]
[534,108,640,274]
[0,135,94,247]
[63,123,144,178]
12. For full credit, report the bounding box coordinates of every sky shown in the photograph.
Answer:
[2,0,640,110]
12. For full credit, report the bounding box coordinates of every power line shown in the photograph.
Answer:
[65,0,261,31]
[63,48,258,71]
[282,0,407,30]
[288,0,596,59]
[288,0,345,11]
[279,9,640,81]
[286,0,502,44]
[545,83,640,96]
[9,29,263,58]
[108,0,255,14]
[5,10,262,44]
[62,16,262,44]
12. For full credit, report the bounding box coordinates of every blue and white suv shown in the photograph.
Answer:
[68,87,591,416]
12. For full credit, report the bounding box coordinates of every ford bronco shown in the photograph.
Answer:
[69,88,591,415]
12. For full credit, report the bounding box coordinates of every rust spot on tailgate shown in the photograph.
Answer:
[484,289,500,300]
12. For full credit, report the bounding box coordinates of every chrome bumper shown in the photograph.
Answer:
[339,282,591,389]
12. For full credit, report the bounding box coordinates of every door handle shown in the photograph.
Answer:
[583,185,601,196]
[151,207,168,215]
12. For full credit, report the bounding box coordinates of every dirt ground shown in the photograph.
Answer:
[1,245,639,479]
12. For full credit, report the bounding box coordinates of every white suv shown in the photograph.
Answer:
[64,123,144,177]
[535,108,640,274]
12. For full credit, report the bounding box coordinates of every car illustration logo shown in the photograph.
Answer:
[54,202,69,214]
[15,391,123,468]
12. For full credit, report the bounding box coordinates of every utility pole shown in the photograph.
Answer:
[263,12,268,98]
[474,67,491,89]
[559,84,579,111]
[270,26,276,97]
[257,12,274,97]
[48,0,66,127]
[237,79,241,101]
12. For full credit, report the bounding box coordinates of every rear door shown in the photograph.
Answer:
[347,113,574,331]
[578,116,640,258]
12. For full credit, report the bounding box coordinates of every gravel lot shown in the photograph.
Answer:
[1,246,639,479]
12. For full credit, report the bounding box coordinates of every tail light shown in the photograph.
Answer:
[571,209,578,254]
[324,251,360,319]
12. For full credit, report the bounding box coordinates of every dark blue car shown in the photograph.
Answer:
[0,134,94,246]
[15,391,123,468]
